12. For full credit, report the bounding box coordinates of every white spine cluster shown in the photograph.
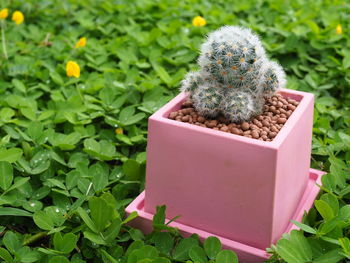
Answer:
[181,26,286,122]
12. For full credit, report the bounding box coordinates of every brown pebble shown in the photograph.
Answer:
[280,113,287,119]
[277,101,283,108]
[269,132,277,139]
[250,124,259,130]
[220,126,229,132]
[277,118,287,124]
[228,123,236,129]
[175,116,182,121]
[262,120,269,127]
[182,116,190,122]
[243,130,251,135]
[169,112,177,119]
[241,122,250,131]
[262,127,270,132]
[262,135,268,140]
[231,128,242,135]
[252,130,260,139]
[213,127,219,130]
[206,120,218,128]
[197,116,205,123]
[270,126,278,133]
[287,104,296,111]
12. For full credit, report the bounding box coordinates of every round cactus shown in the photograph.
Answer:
[180,26,286,123]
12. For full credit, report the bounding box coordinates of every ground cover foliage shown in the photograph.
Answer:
[0,0,349,262]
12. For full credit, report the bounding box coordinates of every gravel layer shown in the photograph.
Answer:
[168,94,299,141]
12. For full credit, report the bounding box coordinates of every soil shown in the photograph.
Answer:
[168,94,299,142]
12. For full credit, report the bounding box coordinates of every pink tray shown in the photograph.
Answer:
[125,168,324,263]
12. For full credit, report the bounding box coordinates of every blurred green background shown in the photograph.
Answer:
[0,0,349,262]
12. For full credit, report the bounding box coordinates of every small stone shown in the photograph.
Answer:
[252,130,260,139]
[277,118,287,124]
[197,116,205,123]
[241,122,250,131]
[268,132,277,139]
[169,112,177,119]
[287,104,296,111]
[182,115,190,122]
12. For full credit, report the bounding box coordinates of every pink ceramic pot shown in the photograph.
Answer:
[126,88,324,262]
[144,88,314,249]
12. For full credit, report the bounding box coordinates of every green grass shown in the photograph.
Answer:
[0,0,349,262]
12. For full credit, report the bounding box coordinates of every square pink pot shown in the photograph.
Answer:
[143,88,316,249]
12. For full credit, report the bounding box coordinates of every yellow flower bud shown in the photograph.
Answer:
[75,37,87,48]
[0,8,9,19]
[192,16,206,27]
[336,24,342,35]
[115,128,123,135]
[66,61,80,78]
[12,11,24,25]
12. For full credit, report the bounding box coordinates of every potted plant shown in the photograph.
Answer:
[126,26,324,262]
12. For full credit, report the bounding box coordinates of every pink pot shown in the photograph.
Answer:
[126,88,324,262]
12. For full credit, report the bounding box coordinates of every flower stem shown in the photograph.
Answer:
[22,232,47,246]
[1,20,8,60]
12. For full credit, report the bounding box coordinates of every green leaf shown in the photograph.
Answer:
[153,232,174,254]
[315,200,335,221]
[91,163,109,191]
[275,230,313,263]
[76,207,98,233]
[48,256,70,263]
[173,237,198,261]
[0,247,13,262]
[3,231,21,253]
[83,230,106,245]
[189,246,208,263]
[313,249,344,263]
[123,160,141,181]
[53,232,78,253]
[6,177,30,193]
[0,162,13,191]
[151,258,171,263]
[33,211,54,230]
[0,207,32,217]
[16,246,40,263]
[100,249,119,263]
[103,218,122,243]
[123,211,138,224]
[215,250,238,263]
[0,148,23,163]
[291,220,317,234]
[12,79,26,93]
[204,236,222,259]
[125,240,144,257]
[89,196,112,231]
[320,193,339,215]
[153,205,166,226]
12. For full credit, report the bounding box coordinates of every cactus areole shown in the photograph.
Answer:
[181,26,287,123]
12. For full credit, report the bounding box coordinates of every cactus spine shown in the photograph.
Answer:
[181,26,286,123]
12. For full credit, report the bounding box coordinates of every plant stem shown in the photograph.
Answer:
[23,232,47,246]
[1,20,8,60]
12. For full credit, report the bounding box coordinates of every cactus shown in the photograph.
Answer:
[181,26,286,123]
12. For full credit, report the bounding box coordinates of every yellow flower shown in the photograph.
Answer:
[192,16,206,27]
[75,37,87,48]
[0,8,9,19]
[115,128,123,135]
[12,11,24,25]
[336,24,342,35]
[66,61,80,78]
